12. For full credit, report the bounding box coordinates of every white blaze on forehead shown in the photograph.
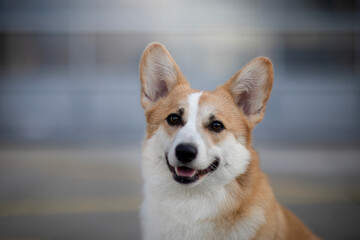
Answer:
[174,92,203,143]
[186,92,202,131]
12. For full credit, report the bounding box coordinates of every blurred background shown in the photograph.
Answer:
[0,0,359,239]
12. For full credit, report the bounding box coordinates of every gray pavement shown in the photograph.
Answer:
[0,144,359,240]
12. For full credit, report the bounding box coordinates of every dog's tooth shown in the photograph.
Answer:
[190,170,197,177]
[175,167,179,176]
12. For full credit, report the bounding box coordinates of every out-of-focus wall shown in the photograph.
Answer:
[0,0,359,145]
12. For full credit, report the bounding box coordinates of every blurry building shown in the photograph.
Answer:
[0,0,359,145]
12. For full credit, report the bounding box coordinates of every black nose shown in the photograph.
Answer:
[175,143,198,163]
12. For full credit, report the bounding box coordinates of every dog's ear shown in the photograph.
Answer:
[220,57,273,124]
[139,42,189,110]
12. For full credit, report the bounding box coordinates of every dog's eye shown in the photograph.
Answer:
[167,114,181,126]
[209,121,224,132]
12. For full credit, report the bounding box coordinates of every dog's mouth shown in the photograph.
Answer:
[166,155,220,184]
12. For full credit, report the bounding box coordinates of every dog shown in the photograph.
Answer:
[139,42,319,240]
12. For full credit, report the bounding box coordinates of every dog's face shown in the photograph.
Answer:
[140,43,273,191]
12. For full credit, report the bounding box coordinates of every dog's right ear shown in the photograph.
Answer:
[139,42,188,110]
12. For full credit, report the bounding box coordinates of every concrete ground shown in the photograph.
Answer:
[0,144,359,240]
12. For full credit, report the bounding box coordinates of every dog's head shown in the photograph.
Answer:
[140,43,273,192]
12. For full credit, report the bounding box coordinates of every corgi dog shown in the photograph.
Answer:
[139,42,319,240]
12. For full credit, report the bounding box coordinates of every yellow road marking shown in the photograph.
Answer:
[0,196,141,217]
[275,188,360,205]
[0,158,142,183]
[0,238,44,240]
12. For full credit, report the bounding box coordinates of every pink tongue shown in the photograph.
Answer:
[176,166,196,177]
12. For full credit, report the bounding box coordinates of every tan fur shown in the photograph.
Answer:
[214,148,320,239]
[144,85,195,139]
[140,42,320,240]
[198,90,251,145]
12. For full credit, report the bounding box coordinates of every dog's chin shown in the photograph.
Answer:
[165,155,220,184]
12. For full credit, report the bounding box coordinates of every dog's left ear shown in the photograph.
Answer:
[219,57,273,124]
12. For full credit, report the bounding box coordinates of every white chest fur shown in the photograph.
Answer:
[141,185,220,240]
[141,183,265,240]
